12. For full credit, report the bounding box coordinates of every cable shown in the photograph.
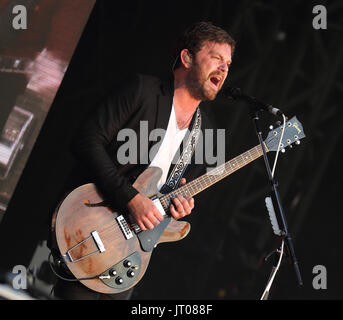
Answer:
[271,114,287,178]
[260,239,285,300]
[48,252,101,282]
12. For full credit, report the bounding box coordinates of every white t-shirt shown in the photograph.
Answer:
[149,104,188,191]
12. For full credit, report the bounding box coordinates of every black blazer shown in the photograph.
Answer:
[73,73,217,209]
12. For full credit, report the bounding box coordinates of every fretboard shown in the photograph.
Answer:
[159,144,266,210]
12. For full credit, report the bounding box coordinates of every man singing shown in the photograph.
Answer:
[51,21,235,300]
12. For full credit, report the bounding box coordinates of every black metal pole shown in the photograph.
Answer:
[251,109,303,287]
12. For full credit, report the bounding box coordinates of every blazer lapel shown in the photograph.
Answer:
[155,76,174,130]
[146,76,174,166]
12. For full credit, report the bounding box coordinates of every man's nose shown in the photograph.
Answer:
[218,62,228,73]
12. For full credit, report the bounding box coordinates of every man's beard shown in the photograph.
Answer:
[185,62,220,101]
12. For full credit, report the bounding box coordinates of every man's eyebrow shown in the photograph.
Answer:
[210,50,232,65]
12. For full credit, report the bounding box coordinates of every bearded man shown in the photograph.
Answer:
[50,21,235,300]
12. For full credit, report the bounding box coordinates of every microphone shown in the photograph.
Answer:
[222,86,283,116]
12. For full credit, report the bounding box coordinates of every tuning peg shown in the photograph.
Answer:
[289,144,293,148]
[295,140,300,145]
[281,148,286,153]
[269,125,274,130]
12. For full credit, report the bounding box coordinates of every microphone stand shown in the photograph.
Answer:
[249,105,303,298]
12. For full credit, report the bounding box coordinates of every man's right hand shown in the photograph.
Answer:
[126,193,164,230]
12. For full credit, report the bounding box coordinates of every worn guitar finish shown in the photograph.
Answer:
[55,167,190,294]
[54,116,305,293]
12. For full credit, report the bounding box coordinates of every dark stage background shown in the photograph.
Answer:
[0,0,342,300]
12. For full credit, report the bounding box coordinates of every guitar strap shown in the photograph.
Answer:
[159,107,202,194]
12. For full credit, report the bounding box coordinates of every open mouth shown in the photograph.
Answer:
[210,76,221,88]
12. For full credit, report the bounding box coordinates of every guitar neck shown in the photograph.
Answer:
[159,144,267,209]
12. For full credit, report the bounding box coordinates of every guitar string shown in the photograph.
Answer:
[67,125,293,257]
[67,147,264,254]
[160,146,263,202]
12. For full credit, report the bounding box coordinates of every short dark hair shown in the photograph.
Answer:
[172,21,236,70]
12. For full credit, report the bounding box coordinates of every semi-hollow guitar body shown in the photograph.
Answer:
[54,167,190,294]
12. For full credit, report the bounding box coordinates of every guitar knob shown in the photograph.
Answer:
[115,276,124,285]
[127,270,135,278]
[123,260,132,268]
[109,269,117,276]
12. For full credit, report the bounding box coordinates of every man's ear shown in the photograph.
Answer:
[180,49,192,68]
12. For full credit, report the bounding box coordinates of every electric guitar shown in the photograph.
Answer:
[52,116,305,293]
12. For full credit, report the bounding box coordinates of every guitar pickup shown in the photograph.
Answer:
[116,215,133,240]
[151,196,166,216]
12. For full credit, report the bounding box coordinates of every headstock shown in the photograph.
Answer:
[264,116,305,152]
